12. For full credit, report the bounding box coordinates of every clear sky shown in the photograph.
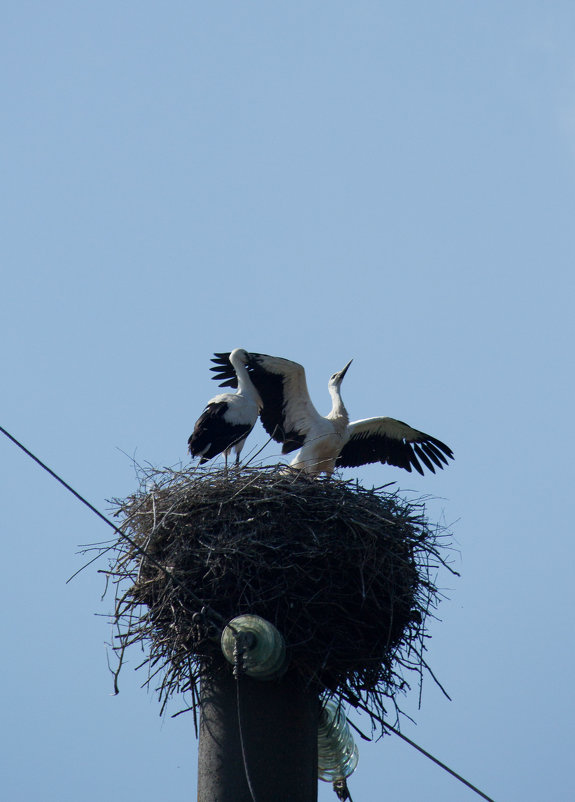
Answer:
[2,3,575,800]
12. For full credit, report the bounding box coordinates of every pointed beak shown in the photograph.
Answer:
[338,359,353,381]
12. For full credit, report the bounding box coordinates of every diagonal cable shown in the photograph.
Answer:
[0,425,225,631]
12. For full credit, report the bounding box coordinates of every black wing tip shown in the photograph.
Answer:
[410,453,425,476]
[211,352,231,364]
[428,436,454,460]
[416,434,454,468]
[209,353,237,387]
[413,443,435,473]
[338,428,453,476]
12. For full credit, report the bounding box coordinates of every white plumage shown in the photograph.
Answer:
[188,348,262,467]
[210,350,454,477]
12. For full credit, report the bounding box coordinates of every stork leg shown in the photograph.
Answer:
[233,437,246,469]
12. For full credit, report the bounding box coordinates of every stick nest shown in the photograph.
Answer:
[106,465,452,733]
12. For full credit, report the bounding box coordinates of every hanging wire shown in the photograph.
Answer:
[233,633,259,802]
[0,425,225,633]
[333,778,355,801]
[1,424,496,802]
[340,692,496,802]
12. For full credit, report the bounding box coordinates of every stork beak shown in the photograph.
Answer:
[338,359,353,380]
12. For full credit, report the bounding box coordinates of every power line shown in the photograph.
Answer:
[233,636,259,802]
[0,424,225,632]
[1,424,496,801]
[344,695,496,802]
[385,722,495,801]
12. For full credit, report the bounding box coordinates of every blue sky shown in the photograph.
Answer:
[2,3,575,800]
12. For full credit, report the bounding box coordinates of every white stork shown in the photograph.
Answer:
[210,351,454,478]
[188,348,262,467]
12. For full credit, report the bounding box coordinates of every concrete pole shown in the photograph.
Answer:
[197,669,318,802]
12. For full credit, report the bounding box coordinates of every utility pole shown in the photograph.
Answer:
[110,467,441,801]
[197,669,318,802]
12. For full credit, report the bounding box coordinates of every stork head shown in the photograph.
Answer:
[329,359,353,389]
[229,347,249,367]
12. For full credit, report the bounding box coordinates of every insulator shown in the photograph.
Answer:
[317,700,359,782]
[221,614,287,680]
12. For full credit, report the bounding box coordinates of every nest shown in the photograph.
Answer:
[105,465,453,734]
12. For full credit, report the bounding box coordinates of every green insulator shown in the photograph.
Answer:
[221,614,287,680]
[317,700,359,782]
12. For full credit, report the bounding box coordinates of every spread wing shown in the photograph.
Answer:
[210,351,323,453]
[337,417,454,475]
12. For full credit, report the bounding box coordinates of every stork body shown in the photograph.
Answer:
[210,351,454,478]
[289,364,351,475]
[188,348,261,467]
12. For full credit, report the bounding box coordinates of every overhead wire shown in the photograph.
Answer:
[233,633,259,802]
[1,424,496,802]
[0,425,225,633]
[342,694,496,802]
[384,721,495,801]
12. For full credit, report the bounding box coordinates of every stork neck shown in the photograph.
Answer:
[230,355,262,406]
[327,385,349,426]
